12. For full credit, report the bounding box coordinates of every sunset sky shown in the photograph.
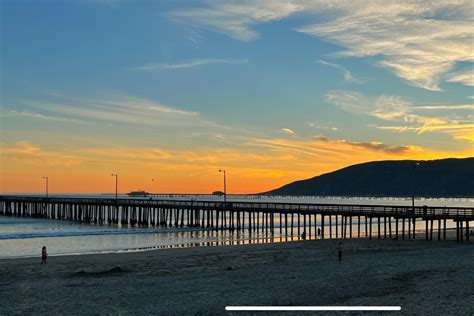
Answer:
[1,0,473,194]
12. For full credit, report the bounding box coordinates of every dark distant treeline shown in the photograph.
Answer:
[263,158,474,197]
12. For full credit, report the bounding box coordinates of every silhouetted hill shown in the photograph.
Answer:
[263,158,474,197]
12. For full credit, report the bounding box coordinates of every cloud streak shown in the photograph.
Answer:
[312,135,415,154]
[325,90,370,113]
[170,2,303,41]
[326,90,474,141]
[2,141,82,167]
[1,110,88,124]
[281,128,296,135]
[413,105,474,111]
[135,58,248,71]
[13,141,41,155]
[17,96,227,129]
[317,60,364,83]
[446,69,474,87]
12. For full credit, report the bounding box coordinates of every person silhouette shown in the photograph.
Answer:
[41,246,48,266]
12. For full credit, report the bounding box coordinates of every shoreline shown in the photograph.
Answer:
[1,238,472,315]
[0,227,464,261]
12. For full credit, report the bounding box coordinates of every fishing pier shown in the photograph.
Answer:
[0,196,472,243]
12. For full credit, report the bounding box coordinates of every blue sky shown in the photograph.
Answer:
[1,1,473,193]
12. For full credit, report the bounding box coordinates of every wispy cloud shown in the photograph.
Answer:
[326,90,474,141]
[317,60,364,83]
[248,135,456,162]
[172,1,473,91]
[2,141,82,167]
[371,96,474,137]
[413,105,474,111]
[135,58,248,71]
[371,96,411,121]
[281,128,296,135]
[312,135,415,154]
[446,69,474,87]
[17,96,227,129]
[308,122,338,132]
[1,110,88,124]
[13,141,41,155]
[325,90,370,114]
[297,2,473,91]
[170,2,303,41]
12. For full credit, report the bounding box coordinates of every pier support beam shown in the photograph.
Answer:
[369,217,373,239]
[349,216,352,239]
[357,215,360,238]
[377,217,381,239]
[402,218,405,240]
[396,218,399,240]
[329,215,332,239]
[412,218,416,239]
[466,221,470,242]
[438,219,441,240]
[443,219,447,240]
[321,215,325,239]
[430,220,434,241]
[426,220,429,241]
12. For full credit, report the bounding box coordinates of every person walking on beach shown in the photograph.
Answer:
[41,246,48,266]
[317,228,321,238]
[337,242,342,262]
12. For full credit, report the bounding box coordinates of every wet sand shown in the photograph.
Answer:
[0,238,473,315]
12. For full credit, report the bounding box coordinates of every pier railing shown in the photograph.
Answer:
[0,196,472,219]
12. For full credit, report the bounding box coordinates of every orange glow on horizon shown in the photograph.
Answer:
[1,137,472,194]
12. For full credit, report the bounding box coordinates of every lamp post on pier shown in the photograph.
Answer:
[111,173,118,199]
[219,169,227,204]
[42,176,48,197]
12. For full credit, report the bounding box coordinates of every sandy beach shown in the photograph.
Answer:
[0,238,472,315]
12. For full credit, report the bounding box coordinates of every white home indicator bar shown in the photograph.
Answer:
[226,306,401,311]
